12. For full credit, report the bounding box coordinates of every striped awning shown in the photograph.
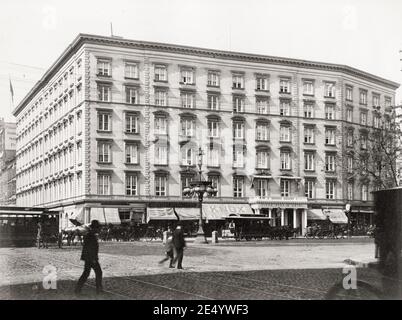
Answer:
[307,209,327,220]
[203,203,254,220]
[323,209,348,224]
[90,207,121,225]
[174,208,199,221]
[147,208,177,222]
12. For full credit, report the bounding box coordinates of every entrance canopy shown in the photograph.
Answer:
[90,207,121,225]
[307,209,327,220]
[203,203,254,220]
[322,209,348,224]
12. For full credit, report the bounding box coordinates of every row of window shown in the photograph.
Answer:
[17,58,83,139]
[17,172,83,206]
[17,141,83,191]
[17,111,83,171]
[96,59,392,107]
[94,171,369,201]
[96,140,342,172]
[17,84,83,149]
[97,111,339,144]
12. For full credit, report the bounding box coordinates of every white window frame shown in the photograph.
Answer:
[326,180,336,199]
[256,123,269,141]
[125,62,138,79]
[325,82,336,98]
[98,112,111,131]
[126,87,138,104]
[233,122,244,139]
[97,60,111,76]
[256,98,269,114]
[304,103,314,118]
[325,128,336,145]
[181,69,194,84]
[325,104,335,120]
[155,90,167,106]
[256,77,268,91]
[280,152,291,170]
[98,142,111,163]
[207,94,219,110]
[97,85,111,102]
[233,147,244,168]
[125,114,139,133]
[256,150,269,169]
[279,79,290,93]
[155,175,167,196]
[181,92,195,108]
[125,144,138,164]
[233,96,245,113]
[97,173,111,195]
[232,75,244,89]
[304,127,314,144]
[233,177,244,197]
[280,100,291,116]
[207,147,220,167]
[305,180,315,199]
[304,152,315,171]
[280,179,290,197]
[155,145,168,165]
[208,120,219,138]
[181,147,195,166]
[207,71,220,87]
[325,153,336,172]
[154,65,167,81]
[280,126,291,142]
[303,80,314,95]
[181,119,194,137]
[155,117,168,135]
[125,174,138,196]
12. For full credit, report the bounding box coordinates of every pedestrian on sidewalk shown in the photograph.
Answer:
[75,220,103,295]
[172,225,186,269]
[158,235,174,268]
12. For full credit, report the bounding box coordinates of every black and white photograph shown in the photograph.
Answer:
[1,0,402,306]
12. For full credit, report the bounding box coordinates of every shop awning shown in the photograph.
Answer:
[147,208,177,222]
[174,208,199,221]
[90,207,121,225]
[307,209,327,220]
[202,203,254,220]
[104,208,121,224]
[323,209,348,224]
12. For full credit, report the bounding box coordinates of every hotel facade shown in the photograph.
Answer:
[13,34,399,234]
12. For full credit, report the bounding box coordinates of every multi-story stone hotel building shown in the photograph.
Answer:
[13,34,399,234]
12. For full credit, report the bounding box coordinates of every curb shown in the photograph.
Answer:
[343,258,379,269]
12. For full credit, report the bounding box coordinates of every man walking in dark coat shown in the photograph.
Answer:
[172,225,186,269]
[75,220,103,294]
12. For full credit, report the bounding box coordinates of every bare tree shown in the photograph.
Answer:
[345,108,401,190]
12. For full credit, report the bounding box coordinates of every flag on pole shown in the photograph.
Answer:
[9,77,14,104]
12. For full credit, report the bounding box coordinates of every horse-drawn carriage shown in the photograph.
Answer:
[225,215,299,241]
[305,217,347,239]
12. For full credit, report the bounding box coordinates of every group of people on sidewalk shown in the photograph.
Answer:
[74,220,186,296]
[158,225,186,269]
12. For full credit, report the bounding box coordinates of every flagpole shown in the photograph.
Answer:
[9,76,14,115]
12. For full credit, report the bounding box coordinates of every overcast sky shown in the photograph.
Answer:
[0,0,401,122]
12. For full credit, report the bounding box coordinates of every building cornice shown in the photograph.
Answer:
[13,33,400,116]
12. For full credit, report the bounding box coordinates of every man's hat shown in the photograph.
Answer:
[90,220,101,228]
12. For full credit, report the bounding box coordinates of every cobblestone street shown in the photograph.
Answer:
[0,238,383,300]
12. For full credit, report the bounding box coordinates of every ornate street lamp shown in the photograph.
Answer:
[182,147,217,244]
